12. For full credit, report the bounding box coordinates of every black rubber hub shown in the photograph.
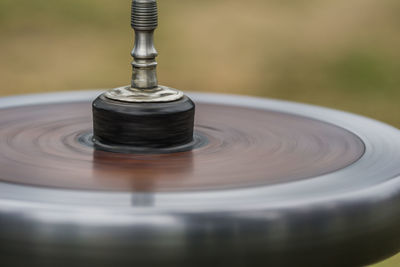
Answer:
[92,94,195,153]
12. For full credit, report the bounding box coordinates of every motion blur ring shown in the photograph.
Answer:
[0,91,399,266]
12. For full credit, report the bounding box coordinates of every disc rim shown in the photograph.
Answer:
[1,91,400,266]
[0,91,399,211]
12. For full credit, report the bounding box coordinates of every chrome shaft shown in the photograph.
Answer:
[131,0,158,89]
[105,0,183,103]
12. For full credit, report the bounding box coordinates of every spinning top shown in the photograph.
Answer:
[1,1,400,267]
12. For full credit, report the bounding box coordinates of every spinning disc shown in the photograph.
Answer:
[0,95,363,192]
[0,91,400,267]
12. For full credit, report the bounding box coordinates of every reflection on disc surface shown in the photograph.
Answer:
[0,91,400,267]
[0,101,364,192]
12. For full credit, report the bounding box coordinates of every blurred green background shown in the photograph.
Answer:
[0,0,399,265]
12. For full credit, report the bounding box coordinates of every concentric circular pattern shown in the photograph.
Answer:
[1,91,400,267]
[0,101,363,192]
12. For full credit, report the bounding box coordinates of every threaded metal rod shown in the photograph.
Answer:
[131,0,158,89]
[131,0,158,30]
[104,0,183,103]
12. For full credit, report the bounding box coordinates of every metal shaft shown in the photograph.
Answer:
[131,0,158,89]
[104,0,183,103]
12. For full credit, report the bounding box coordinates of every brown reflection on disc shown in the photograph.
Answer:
[0,101,365,192]
[91,149,194,193]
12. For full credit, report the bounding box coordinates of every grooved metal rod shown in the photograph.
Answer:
[131,0,159,90]
[104,0,183,103]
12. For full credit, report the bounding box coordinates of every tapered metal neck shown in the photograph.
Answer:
[131,0,158,89]
[105,0,183,103]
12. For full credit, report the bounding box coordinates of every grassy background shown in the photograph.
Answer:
[0,1,399,265]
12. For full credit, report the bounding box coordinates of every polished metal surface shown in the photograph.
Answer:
[1,91,400,266]
[105,0,184,103]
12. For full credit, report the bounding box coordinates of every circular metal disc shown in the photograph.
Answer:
[0,91,399,266]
